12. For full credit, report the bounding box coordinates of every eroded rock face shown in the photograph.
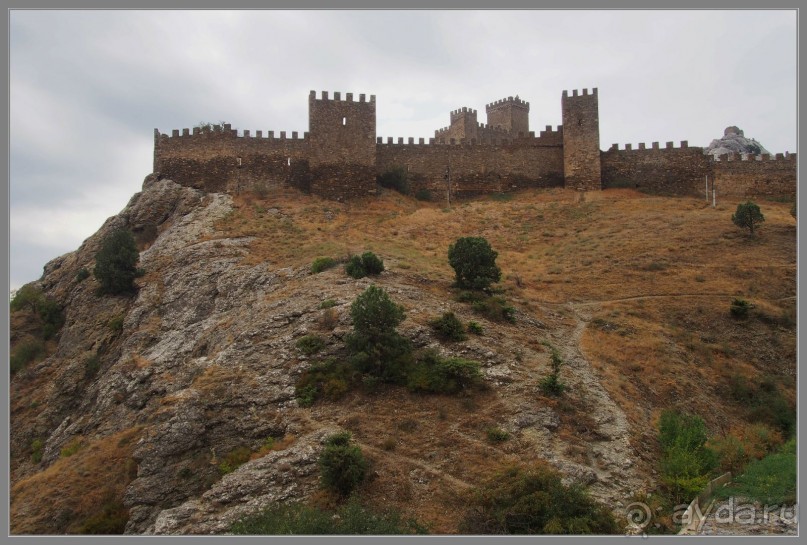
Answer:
[11,176,651,535]
[704,126,770,158]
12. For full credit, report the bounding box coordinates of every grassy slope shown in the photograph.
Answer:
[209,187,796,531]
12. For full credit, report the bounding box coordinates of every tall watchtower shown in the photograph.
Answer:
[485,96,530,136]
[445,107,479,141]
[308,90,377,199]
[561,88,601,190]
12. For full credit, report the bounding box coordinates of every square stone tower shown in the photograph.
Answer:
[485,96,530,136]
[308,90,377,199]
[561,88,601,190]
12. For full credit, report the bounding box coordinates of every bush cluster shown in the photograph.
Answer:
[713,438,796,506]
[296,334,326,355]
[10,339,45,374]
[460,465,619,534]
[472,296,516,323]
[406,350,482,394]
[218,446,253,475]
[730,298,753,319]
[415,188,432,201]
[429,311,467,341]
[318,432,368,497]
[295,358,359,407]
[731,201,765,235]
[231,497,426,535]
[448,237,502,291]
[539,343,566,396]
[728,375,795,438]
[657,410,717,503]
[346,285,410,382]
[94,228,141,295]
[311,257,338,274]
[10,285,64,340]
[377,166,409,195]
[345,252,385,279]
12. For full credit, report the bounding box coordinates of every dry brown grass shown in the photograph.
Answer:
[10,426,143,534]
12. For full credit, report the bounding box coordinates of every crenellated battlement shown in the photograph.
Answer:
[712,151,797,162]
[606,140,693,152]
[152,86,795,202]
[157,127,310,141]
[485,96,529,111]
[308,89,375,103]
[562,87,598,99]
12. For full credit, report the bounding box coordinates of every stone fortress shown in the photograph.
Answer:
[153,88,797,201]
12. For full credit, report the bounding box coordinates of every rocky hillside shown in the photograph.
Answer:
[10,177,797,535]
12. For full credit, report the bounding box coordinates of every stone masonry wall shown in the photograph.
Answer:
[601,142,712,196]
[712,153,797,199]
[486,96,530,135]
[376,131,564,199]
[307,91,377,200]
[153,126,310,193]
[561,88,601,191]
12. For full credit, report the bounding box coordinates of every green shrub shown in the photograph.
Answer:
[10,285,44,312]
[471,296,516,323]
[319,299,338,309]
[448,237,502,291]
[406,350,481,394]
[94,228,140,295]
[295,358,359,406]
[486,427,510,443]
[429,311,467,341]
[296,334,326,355]
[231,497,426,535]
[318,432,367,497]
[345,255,367,279]
[539,343,566,396]
[467,321,484,335]
[10,285,64,339]
[415,188,432,201]
[732,201,765,235]
[456,290,483,303]
[346,285,411,382]
[461,465,619,534]
[60,438,84,458]
[84,354,102,379]
[730,298,753,319]
[75,500,129,534]
[311,257,338,274]
[346,252,384,278]
[30,439,43,463]
[360,251,384,275]
[76,268,90,282]
[657,410,718,503]
[10,339,45,374]
[728,375,795,438]
[377,166,409,195]
[108,315,124,333]
[714,438,796,505]
[218,446,252,475]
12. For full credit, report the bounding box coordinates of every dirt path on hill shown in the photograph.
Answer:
[541,303,646,507]
[538,292,796,309]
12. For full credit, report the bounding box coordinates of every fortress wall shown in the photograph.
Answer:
[154,126,310,193]
[308,91,377,200]
[712,153,797,200]
[375,137,564,197]
[601,142,711,195]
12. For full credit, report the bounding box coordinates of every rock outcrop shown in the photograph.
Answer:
[704,126,771,158]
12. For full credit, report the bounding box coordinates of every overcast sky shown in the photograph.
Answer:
[9,9,797,291]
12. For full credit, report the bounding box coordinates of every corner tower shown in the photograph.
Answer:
[561,88,601,190]
[308,90,377,199]
[485,96,530,136]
